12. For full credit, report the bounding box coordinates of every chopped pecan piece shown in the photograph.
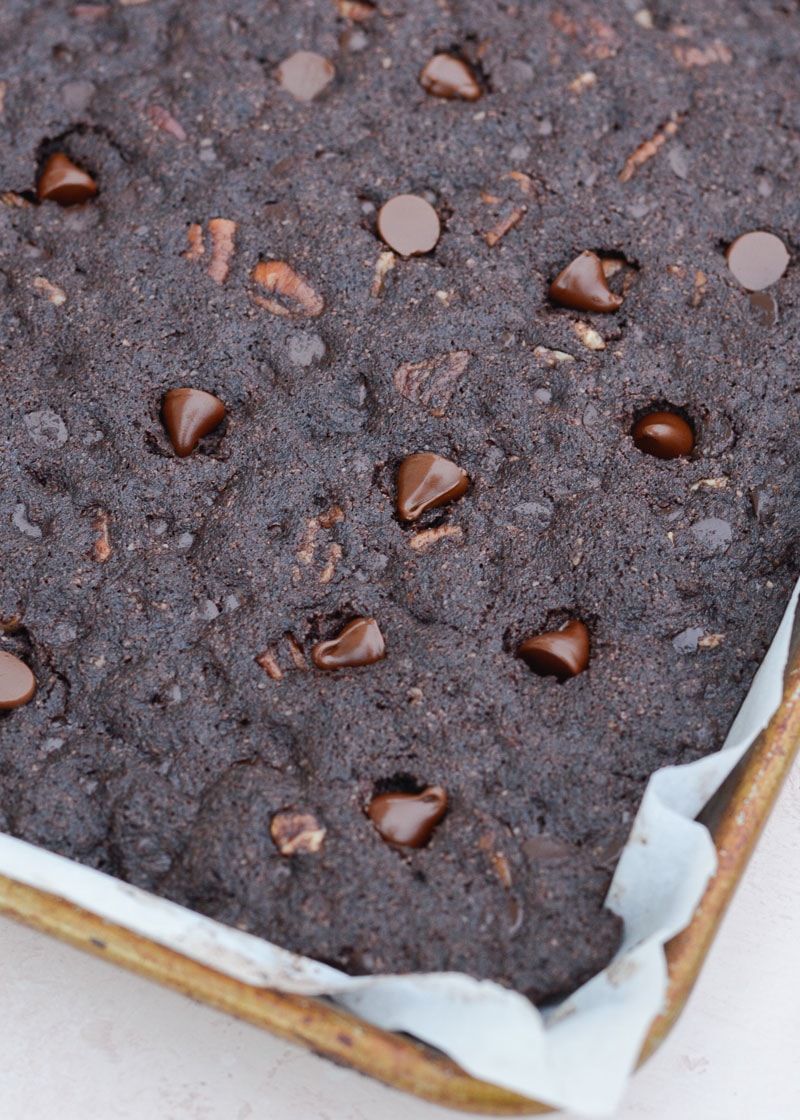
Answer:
[251,261,325,317]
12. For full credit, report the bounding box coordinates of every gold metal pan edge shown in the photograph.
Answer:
[0,873,542,1116]
[640,606,800,1064]
[1,612,799,1116]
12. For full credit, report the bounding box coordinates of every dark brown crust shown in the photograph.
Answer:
[0,0,798,1003]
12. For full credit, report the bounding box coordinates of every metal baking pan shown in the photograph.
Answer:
[1,602,798,1115]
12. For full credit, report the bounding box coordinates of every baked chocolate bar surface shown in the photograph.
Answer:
[1,0,798,1002]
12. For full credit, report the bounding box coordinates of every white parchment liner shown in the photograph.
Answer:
[1,580,798,1116]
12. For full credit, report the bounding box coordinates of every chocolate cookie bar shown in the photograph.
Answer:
[1,0,797,1003]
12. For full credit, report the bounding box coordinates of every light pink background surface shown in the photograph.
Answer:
[1,757,797,1120]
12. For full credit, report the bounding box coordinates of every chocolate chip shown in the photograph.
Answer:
[517,620,590,681]
[377,194,440,257]
[12,503,42,539]
[419,54,482,101]
[270,810,326,855]
[751,485,776,523]
[512,500,553,530]
[672,626,704,654]
[667,143,690,180]
[690,517,732,551]
[549,251,623,312]
[161,388,226,458]
[311,617,385,670]
[396,453,468,522]
[631,412,694,460]
[61,80,96,113]
[748,291,778,326]
[24,408,68,448]
[0,651,36,710]
[276,51,335,102]
[287,331,327,367]
[726,231,789,291]
[367,786,447,848]
[197,599,220,621]
[37,153,97,206]
[341,27,369,52]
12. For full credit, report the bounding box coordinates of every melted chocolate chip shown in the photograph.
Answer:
[0,651,36,710]
[276,51,335,102]
[161,388,226,458]
[549,251,623,312]
[726,231,789,291]
[419,54,482,101]
[311,617,385,670]
[397,453,468,522]
[631,412,694,460]
[517,620,590,681]
[377,194,440,257]
[37,153,97,206]
[368,786,447,847]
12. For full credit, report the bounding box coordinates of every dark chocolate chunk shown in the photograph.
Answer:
[377,195,440,257]
[517,620,590,681]
[726,231,789,291]
[37,153,97,205]
[631,412,694,460]
[311,617,386,670]
[368,786,447,847]
[161,388,226,458]
[419,54,482,101]
[0,651,36,710]
[397,453,468,522]
[549,252,623,312]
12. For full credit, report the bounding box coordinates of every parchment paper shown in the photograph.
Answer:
[1,579,797,1117]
